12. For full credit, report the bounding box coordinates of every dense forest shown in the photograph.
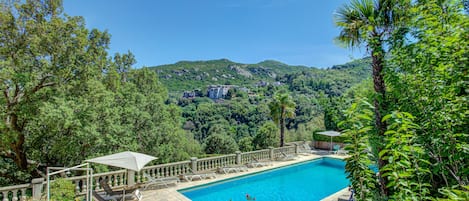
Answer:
[1,0,468,200]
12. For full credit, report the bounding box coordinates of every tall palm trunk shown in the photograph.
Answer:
[371,36,389,195]
[280,114,285,147]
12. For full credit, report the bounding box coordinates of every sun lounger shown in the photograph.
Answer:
[303,143,329,155]
[332,144,341,154]
[276,151,296,161]
[142,173,179,190]
[180,168,216,181]
[218,165,248,174]
[336,147,348,155]
[93,191,117,201]
[99,179,138,196]
[93,190,142,201]
[246,156,272,168]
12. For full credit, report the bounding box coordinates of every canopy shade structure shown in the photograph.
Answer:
[316,131,342,151]
[85,151,157,172]
[317,131,341,137]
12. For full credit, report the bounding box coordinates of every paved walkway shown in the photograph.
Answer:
[141,154,348,201]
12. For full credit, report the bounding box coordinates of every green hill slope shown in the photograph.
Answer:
[148,59,310,92]
[147,58,371,96]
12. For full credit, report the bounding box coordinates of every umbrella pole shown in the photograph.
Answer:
[330,136,333,152]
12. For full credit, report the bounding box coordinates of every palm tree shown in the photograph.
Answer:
[269,93,296,147]
[334,0,409,196]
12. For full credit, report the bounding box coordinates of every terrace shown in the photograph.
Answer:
[0,142,350,201]
[142,154,348,201]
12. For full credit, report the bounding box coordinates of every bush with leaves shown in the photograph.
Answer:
[204,134,239,154]
[49,178,76,201]
[380,112,432,200]
[339,100,379,200]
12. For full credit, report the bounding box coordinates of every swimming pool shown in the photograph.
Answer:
[179,157,349,201]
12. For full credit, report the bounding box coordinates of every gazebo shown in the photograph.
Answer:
[316,131,342,151]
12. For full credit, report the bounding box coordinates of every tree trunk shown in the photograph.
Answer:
[371,39,389,196]
[9,113,29,171]
[280,117,285,147]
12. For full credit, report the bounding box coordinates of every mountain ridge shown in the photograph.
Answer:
[147,58,371,93]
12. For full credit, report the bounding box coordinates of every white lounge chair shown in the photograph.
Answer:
[246,156,272,168]
[219,165,248,174]
[336,147,348,155]
[180,168,216,181]
[276,151,296,161]
[142,173,179,190]
[303,143,329,155]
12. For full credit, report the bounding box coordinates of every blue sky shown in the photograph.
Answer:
[63,0,363,68]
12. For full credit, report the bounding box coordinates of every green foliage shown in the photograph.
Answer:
[253,121,279,149]
[339,0,468,199]
[379,112,432,200]
[339,100,379,200]
[204,134,239,154]
[238,137,254,152]
[269,93,296,147]
[385,0,468,196]
[0,0,201,185]
[148,59,309,93]
[50,178,76,201]
[438,186,469,201]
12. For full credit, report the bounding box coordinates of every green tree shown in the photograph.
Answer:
[204,134,238,154]
[269,93,296,147]
[335,0,409,194]
[386,0,468,196]
[253,121,279,149]
[339,100,378,200]
[238,136,254,152]
[0,0,110,180]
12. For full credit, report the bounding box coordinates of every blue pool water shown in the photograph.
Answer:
[179,157,349,201]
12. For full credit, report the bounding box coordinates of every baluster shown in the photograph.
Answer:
[2,191,8,201]
[82,181,87,194]
[20,189,26,201]
[12,189,18,201]
[137,172,142,183]
[107,177,112,188]
[120,173,125,186]
[93,177,101,191]
[75,181,81,194]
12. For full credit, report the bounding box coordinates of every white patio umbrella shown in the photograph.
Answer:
[86,151,156,198]
[316,131,341,152]
[86,151,157,172]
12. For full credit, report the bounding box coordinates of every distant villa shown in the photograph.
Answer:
[207,85,234,99]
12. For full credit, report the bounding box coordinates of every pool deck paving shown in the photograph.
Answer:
[141,153,348,201]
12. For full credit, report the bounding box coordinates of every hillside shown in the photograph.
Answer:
[148,58,371,98]
[148,59,310,93]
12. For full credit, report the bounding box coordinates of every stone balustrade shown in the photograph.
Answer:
[139,160,192,183]
[67,169,127,194]
[0,144,303,201]
[197,154,237,171]
[273,145,297,159]
[0,184,30,201]
[240,149,270,164]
